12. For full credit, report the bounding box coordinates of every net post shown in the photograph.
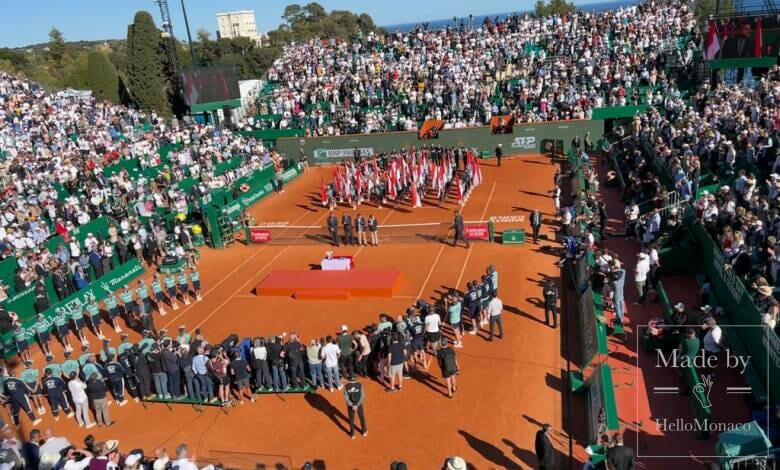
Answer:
[488,219,495,243]
[244,225,251,246]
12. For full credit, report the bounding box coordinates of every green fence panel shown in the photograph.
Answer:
[238,129,305,141]
[1,259,146,358]
[591,105,647,120]
[276,120,605,164]
[158,143,183,161]
[689,220,780,402]
[0,258,17,288]
[214,157,244,176]
[173,177,198,194]
[69,216,110,247]
[103,159,141,177]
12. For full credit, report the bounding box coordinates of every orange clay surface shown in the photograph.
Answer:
[256,270,404,298]
[10,155,569,469]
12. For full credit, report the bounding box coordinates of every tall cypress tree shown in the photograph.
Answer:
[126,11,169,114]
[87,52,120,103]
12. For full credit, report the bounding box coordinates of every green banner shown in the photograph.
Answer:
[2,258,145,358]
[0,258,18,288]
[586,364,620,444]
[276,120,604,164]
[688,211,779,402]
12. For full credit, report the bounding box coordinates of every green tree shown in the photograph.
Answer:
[303,2,327,22]
[65,51,90,90]
[694,0,733,28]
[126,11,169,114]
[48,28,67,71]
[87,51,120,102]
[534,0,576,17]
[282,4,304,26]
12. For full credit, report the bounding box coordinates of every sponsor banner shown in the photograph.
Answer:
[313,147,375,161]
[464,224,490,241]
[489,215,526,223]
[221,164,303,216]
[510,136,537,150]
[280,165,300,182]
[2,259,145,357]
[249,228,272,243]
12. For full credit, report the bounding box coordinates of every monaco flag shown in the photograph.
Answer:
[705,20,720,60]
[755,18,763,57]
[455,174,463,205]
[320,180,328,206]
[411,183,422,208]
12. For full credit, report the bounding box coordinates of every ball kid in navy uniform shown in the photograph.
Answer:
[4,371,41,426]
[42,368,72,421]
[105,353,128,406]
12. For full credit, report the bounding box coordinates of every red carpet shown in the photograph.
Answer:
[256,270,403,299]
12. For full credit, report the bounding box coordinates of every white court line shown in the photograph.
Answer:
[416,245,445,300]
[192,212,330,330]
[160,209,313,329]
[455,182,496,289]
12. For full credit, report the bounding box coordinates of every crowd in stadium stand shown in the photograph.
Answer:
[609,67,780,333]
[253,2,699,135]
[0,70,285,253]
[0,71,296,332]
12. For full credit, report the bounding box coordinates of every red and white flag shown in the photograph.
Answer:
[755,18,763,57]
[334,167,342,195]
[473,158,483,187]
[411,182,422,207]
[455,174,463,205]
[320,180,328,206]
[388,173,397,200]
[705,20,720,60]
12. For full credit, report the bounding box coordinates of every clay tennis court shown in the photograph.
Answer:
[20,154,567,469]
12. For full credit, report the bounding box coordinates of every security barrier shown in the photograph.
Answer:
[275,120,604,163]
[1,258,145,358]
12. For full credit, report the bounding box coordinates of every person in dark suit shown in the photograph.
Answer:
[327,212,340,246]
[722,21,754,59]
[534,423,555,469]
[543,281,558,328]
[451,209,470,248]
[606,433,635,470]
[530,210,543,244]
[13,269,27,292]
[495,144,503,166]
[21,429,40,470]
[52,270,68,300]
[341,212,356,245]
[722,21,755,82]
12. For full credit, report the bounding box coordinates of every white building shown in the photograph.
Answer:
[216,10,263,46]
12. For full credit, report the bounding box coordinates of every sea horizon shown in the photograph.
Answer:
[382,0,639,32]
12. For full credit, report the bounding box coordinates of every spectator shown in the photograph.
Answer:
[68,373,94,429]
[86,373,112,427]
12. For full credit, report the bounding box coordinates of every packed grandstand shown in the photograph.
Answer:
[0,0,777,468]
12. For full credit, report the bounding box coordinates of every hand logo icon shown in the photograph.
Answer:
[692,374,714,409]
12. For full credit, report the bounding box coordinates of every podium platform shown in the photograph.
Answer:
[256,270,403,299]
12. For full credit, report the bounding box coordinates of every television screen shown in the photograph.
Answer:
[181,67,240,106]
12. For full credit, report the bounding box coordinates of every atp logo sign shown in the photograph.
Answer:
[510,136,536,150]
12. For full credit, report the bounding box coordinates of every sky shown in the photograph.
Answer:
[0,0,613,48]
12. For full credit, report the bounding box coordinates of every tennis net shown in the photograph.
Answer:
[242,216,525,245]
